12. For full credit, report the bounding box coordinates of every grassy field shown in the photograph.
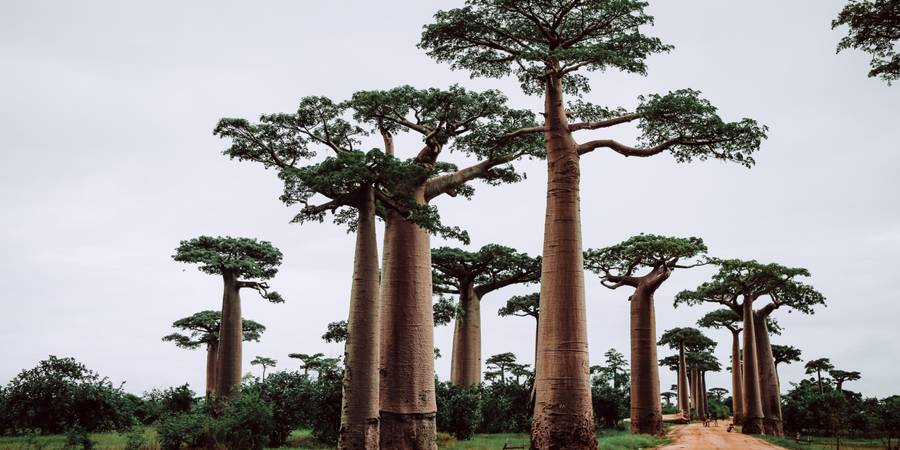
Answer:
[0,428,669,450]
[761,434,885,450]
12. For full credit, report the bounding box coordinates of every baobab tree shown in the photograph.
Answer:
[697,308,744,425]
[658,328,715,419]
[660,391,675,408]
[709,387,728,402]
[498,293,540,362]
[685,351,721,421]
[251,356,276,381]
[162,310,265,395]
[485,352,519,385]
[585,234,707,434]
[676,259,824,435]
[173,236,283,399]
[771,344,802,386]
[833,0,900,83]
[829,369,862,393]
[805,358,835,394]
[420,2,767,445]
[432,244,541,386]
[347,85,544,448]
[289,352,325,378]
[215,94,465,449]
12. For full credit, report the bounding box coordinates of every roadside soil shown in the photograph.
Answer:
[657,420,787,450]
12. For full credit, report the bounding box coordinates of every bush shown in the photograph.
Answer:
[122,428,145,450]
[243,371,313,446]
[0,356,135,434]
[478,382,532,434]
[217,393,273,450]
[155,411,217,450]
[307,368,343,444]
[63,427,94,450]
[435,381,481,439]
[137,384,196,425]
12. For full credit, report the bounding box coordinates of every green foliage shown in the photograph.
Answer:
[122,429,144,450]
[432,244,541,298]
[136,384,195,425]
[306,367,342,444]
[250,356,276,369]
[419,0,672,95]
[155,411,217,450]
[497,293,539,318]
[772,344,803,367]
[805,358,835,376]
[479,382,533,434]
[217,393,274,450]
[172,236,283,280]
[584,234,707,283]
[433,296,459,327]
[697,308,742,332]
[829,369,862,391]
[321,320,348,343]
[435,382,482,440]
[242,371,314,447]
[707,397,731,421]
[63,427,94,450]
[833,0,900,82]
[162,310,265,350]
[657,327,716,352]
[0,356,135,435]
[484,353,519,384]
[592,349,630,429]
[685,351,720,373]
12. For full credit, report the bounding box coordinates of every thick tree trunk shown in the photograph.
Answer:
[701,372,709,419]
[754,312,783,436]
[531,73,596,450]
[678,345,690,415]
[379,186,436,450]
[215,272,242,399]
[205,341,218,397]
[741,298,765,434]
[450,283,481,386]
[690,368,702,420]
[339,186,381,450]
[629,286,663,435]
[730,330,744,425]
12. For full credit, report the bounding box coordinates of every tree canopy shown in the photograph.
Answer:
[173,236,283,282]
[251,356,277,369]
[584,234,706,289]
[772,344,803,367]
[432,244,541,297]
[696,308,742,333]
[685,351,721,373]
[498,293,539,319]
[321,320,348,343]
[162,310,265,349]
[833,0,900,83]
[657,327,716,352]
[806,358,835,376]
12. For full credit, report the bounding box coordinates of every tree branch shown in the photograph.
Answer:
[568,113,641,131]
[577,137,683,157]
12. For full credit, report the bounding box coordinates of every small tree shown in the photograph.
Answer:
[697,308,744,424]
[828,369,862,393]
[498,293,540,363]
[585,234,706,434]
[485,353,519,385]
[432,245,541,386]
[162,310,265,395]
[288,353,325,378]
[772,344,803,387]
[833,0,900,83]
[173,236,283,399]
[250,357,277,381]
[709,388,728,402]
[658,327,715,419]
[805,358,835,394]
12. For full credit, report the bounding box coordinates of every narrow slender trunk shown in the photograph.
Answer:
[754,312,783,436]
[678,345,690,415]
[817,370,823,394]
[262,366,267,381]
[730,330,744,424]
[741,298,765,434]
[628,286,663,435]
[701,372,709,419]
[449,283,481,386]
[690,367,701,420]
[339,186,381,450]
[215,272,242,399]
[531,72,596,450]
[379,186,436,450]
[206,341,218,397]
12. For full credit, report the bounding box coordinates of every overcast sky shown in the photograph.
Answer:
[2,1,898,399]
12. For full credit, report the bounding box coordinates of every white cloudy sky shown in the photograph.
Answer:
[2,1,898,399]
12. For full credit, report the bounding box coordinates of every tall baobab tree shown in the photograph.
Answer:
[709,388,728,402]
[828,369,861,393]
[805,358,835,394]
[833,0,900,83]
[162,310,265,396]
[251,356,277,381]
[420,2,767,445]
[498,293,540,363]
[173,236,283,399]
[215,93,477,449]
[771,344,802,387]
[676,259,824,435]
[432,244,541,386]
[585,234,707,435]
[485,352,519,385]
[347,85,544,449]
[658,328,715,420]
[660,391,675,408]
[697,308,744,425]
[685,351,721,421]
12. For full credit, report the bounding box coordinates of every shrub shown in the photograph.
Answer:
[435,381,481,439]
[217,393,273,450]
[478,381,531,434]
[0,356,135,434]
[63,427,94,450]
[137,384,196,425]
[155,411,217,450]
[122,428,145,450]
[243,371,313,446]
[307,368,343,444]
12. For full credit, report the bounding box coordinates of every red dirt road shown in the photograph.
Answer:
[657,421,786,450]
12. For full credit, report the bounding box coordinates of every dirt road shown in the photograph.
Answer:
[657,421,786,450]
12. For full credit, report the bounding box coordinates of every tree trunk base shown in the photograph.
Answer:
[733,413,744,425]
[531,411,597,449]
[630,414,664,436]
[339,418,379,450]
[763,418,783,436]
[742,418,765,435]
[380,411,436,450]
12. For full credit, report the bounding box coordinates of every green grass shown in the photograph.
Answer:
[761,434,884,450]
[0,428,670,450]
[438,429,670,450]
